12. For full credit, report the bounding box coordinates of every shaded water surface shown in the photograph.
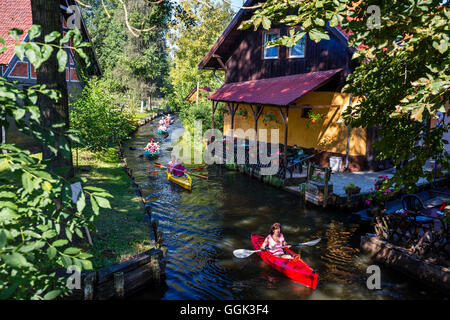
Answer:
[124,117,441,300]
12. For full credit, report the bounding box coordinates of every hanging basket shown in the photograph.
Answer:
[236,109,248,119]
[307,111,326,128]
[262,112,277,125]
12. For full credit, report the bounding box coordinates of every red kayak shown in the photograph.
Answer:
[251,234,319,289]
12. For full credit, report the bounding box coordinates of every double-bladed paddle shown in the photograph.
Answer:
[233,238,321,259]
[153,163,208,180]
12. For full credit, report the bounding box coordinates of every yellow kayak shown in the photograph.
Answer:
[167,170,192,191]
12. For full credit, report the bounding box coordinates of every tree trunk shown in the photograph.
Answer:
[31,0,74,179]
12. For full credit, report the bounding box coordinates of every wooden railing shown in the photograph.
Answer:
[373,211,450,262]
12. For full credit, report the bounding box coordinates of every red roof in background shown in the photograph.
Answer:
[0,0,33,65]
[335,24,353,39]
[209,69,342,106]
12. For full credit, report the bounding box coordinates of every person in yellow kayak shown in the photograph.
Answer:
[168,155,176,174]
[260,223,294,259]
[172,158,186,177]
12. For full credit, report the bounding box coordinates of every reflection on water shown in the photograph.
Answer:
[125,117,442,300]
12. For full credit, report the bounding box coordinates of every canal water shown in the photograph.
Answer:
[124,116,441,300]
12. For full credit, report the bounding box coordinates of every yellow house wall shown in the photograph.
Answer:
[222,92,366,156]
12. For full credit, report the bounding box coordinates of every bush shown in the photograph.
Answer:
[70,79,137,152]
[0,28,112,299]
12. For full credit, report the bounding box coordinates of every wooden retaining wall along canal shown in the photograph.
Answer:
[70,247,167,300]
[224,163,285,188]
[360,234,450,295]
[70,113,172,300]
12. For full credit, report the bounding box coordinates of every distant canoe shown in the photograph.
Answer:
[158,127,168,135]
[144,149,160,159]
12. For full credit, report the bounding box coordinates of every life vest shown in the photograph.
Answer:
[265,233,285,256]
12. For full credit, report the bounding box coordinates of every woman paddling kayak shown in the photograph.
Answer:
[167,155,176,174]
[260,223,294,259]
[172,158,186,177]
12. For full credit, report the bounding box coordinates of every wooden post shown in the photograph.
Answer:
[152,220,159,242]
[278,106,289,173]
[250,104,264,145]
[145,206,152,219]
[150,255,161,285]
[83,271,96,300]
[323,168,331,208]
[300,183,306,206]
[196,80,199,107]
[114,272,124,298]
[157,231,163,249]
[226,103,239,133]
[307,162,313,180]
[211,101,218,130]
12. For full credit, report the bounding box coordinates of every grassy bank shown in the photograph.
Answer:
[74,148,153,269]
[132,109,166,121]
[132,112,153,120]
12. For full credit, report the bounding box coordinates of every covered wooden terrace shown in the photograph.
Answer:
[208,69,345,169]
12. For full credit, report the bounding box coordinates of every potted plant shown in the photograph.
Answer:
[439,200,450,225]
[263,112,277,125]
[344,182,361,194]
[236,109,248,119]
[219,108,229,115]
[365,181,395,217]
[307,111,326,128]
[310,171,324,183]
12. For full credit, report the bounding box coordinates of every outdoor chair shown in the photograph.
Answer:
[287,148,309,175]
[401,194,425,214]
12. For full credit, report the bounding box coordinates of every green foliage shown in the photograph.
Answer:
[0,28,111,299]
[167,0,233,133]
[0,145,111,299]
[82,0,172,103]
[307,111,325,128]
[343,182,357,192]
[242,0,450,195]
[10,25,91,70]
[70,78,137,152]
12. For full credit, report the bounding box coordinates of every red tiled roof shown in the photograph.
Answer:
[209,69,342,106]
[184,86,213,101]
[0,0,33,65]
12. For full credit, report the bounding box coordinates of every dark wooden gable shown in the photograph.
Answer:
[224,24,354,86]
[199,0,356,88]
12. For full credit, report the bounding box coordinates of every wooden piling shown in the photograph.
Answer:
[145,206,152,219]
[323,168,331,208]
[114,272,124,298]
[81,248,167,300]
[150,255,161,286]
[83,271,96,300]
[307,162,313,180]
[157,231,163,249]
[152,220,159,241]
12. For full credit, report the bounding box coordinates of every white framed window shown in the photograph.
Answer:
[264,32,279,59]
[289,35,305,58]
